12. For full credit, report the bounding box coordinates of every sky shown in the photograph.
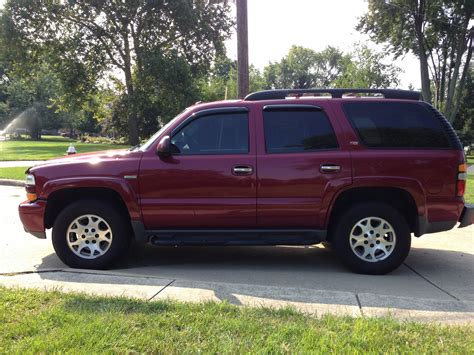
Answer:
[0,0,422,89]
[225,0,421,89]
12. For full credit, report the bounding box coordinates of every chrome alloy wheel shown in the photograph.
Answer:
[349,217,396,263]
[66,214,113,259]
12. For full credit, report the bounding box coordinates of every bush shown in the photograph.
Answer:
[80,135,126,145]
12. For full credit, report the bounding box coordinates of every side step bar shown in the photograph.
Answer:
[144,229,327,246]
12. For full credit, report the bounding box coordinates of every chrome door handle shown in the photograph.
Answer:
[320,164,341,173]
[232,166,254,175]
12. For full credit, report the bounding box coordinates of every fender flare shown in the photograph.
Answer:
[322,176,427,227]
[40,177,142,220]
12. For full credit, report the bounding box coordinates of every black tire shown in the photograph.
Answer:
[332,202,411,275]
[52,199,131,269]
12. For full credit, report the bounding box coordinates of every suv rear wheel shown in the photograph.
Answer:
[52,199,131,269]
[333,202,411,274]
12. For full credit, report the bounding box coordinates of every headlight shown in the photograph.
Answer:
[25,174,36,186]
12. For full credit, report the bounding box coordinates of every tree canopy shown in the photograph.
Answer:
[6,0,233,144]
[262,45,401,90]
[358,0,473,122]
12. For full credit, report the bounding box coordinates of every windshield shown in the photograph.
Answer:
[138,109,189,151]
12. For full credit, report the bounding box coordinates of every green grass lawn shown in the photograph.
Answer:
[466,156,473,165]
[0,288,472,353]
[465,177,474,204]
[0,136,129,161]
[0,166,28,180]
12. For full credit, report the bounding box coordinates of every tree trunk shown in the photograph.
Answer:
[445,29,470,122]
[439,44,448,107]
[124,69,140,146]
[29,116,41,140]
[414,1,432,103]
[419,50,432,103]
[450,34,473,123]
[28,107,41,140]
[123,31,140,146]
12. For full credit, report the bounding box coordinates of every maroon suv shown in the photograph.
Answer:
[18,89,473,274]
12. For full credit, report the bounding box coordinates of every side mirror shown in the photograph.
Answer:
[156,135,171,158]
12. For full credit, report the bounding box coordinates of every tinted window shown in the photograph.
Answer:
[343,102,450,148]
[263,108,338,153]
[171,112,248,155]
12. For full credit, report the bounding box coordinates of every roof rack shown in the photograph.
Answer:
[244,88,421,101]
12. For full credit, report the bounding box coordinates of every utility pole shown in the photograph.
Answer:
[236,0,249,98]
[213,0,249,98]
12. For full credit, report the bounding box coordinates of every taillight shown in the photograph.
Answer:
[456,163,467,197]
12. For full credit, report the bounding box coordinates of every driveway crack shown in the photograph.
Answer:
[403,262,460,301]
[355,293,364,316]
[148,279,175,301]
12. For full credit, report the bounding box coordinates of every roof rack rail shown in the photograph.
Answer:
[244,88,421,101]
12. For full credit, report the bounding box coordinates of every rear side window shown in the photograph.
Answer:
[343,102,450,148]
[263,108,338,153]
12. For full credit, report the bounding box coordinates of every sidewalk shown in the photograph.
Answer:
[1,269,472,325]
[0,160,45,167]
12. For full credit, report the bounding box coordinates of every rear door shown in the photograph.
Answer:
[255,103,352,229]
[139,107,257,229]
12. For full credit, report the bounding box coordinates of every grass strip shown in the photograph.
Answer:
[0,166,28,181]
[0,287,472,353]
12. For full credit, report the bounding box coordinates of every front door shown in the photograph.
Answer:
[256,103,352,229]
[139,107,256,229]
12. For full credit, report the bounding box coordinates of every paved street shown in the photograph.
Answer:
[1,185,473,324]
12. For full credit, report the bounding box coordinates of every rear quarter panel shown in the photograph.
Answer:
[332,99,464,223]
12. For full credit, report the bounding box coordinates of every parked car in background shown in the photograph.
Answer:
[19,88,474,274]
[41,129,59,136]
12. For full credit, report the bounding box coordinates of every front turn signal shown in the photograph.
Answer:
[26,192,37,202]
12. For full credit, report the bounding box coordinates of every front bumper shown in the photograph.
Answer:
[459,203,474,228]
[18,199,47,239]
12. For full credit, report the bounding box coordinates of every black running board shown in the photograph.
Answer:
[143,229,327,246]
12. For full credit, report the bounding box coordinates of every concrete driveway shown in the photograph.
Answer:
[1,185,473,324]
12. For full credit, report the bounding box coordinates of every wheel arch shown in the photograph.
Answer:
[44,185,138,232]
[326,186,421,240]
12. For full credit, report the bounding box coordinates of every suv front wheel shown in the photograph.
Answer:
[52,199,131,269]
[333,202,411,274]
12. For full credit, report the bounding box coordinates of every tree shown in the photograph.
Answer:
[0,7,101,139]
[453,69,474,145]
[7,0,233,144]
[358,0,473,122]
[263,46,347,89]
[333,44,401,88]
[199,56,265,101]
[262,45,400,90]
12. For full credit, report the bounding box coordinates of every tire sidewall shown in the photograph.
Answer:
[333,202,411,275]
[52,199,130,269]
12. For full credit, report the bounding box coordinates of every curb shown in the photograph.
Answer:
[0,179,24,187]
[0,270,473,325]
